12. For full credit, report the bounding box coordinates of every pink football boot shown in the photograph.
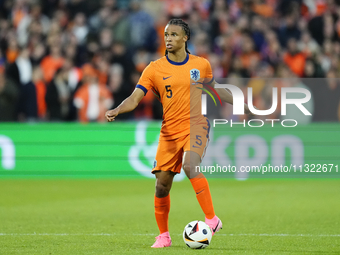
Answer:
[151,232,172,248]
[205,216,222,236]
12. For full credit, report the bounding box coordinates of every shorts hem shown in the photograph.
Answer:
[151,168,179,174]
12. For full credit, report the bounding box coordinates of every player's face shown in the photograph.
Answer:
[164,24,187,53]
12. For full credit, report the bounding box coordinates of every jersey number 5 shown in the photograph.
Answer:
[165,85,172,98]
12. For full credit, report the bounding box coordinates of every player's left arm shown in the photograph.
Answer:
[210,79,251,114]
[203,58,251,114]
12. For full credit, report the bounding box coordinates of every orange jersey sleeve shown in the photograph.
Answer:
[204,58,214,82]
[136,62,155,95]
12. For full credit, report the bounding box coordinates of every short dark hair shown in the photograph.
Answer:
[165,19,191,56]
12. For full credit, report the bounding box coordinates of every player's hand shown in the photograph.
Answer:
[244,104,251,115]
[245,104,258,116]
[105,109,119,122]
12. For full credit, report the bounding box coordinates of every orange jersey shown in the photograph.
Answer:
[136,54,213,140]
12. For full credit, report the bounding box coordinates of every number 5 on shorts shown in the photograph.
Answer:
[196,135,202,146]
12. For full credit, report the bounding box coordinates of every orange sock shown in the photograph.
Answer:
[154,194,170,234]
[190,173,215,219]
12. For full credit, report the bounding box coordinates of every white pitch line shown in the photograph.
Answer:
[224,233,340,237]
[0,233,339,237]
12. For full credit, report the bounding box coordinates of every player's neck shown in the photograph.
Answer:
[167,50,187,63]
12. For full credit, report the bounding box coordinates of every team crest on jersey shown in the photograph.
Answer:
[190,69,200,82]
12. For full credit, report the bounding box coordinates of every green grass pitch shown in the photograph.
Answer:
[0,178,339,254]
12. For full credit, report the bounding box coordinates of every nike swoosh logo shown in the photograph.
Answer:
[163,76,172,80]
[213,220,220,233]
[196,190,204,195]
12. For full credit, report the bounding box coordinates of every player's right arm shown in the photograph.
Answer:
[105,88,145,122]
[106,62,155,122]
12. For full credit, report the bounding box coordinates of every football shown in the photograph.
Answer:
[183,220,212,249]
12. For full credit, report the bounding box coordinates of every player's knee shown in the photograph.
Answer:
[182,164,191,174]
[183,163,201,179]
[155,181,170,197]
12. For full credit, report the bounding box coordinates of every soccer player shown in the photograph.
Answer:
[105,19,251,248]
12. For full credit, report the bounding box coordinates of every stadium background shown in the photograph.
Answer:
[0,0,340,254]
[0,0,339,177]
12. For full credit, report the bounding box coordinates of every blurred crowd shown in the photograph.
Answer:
[0,0,339,122]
